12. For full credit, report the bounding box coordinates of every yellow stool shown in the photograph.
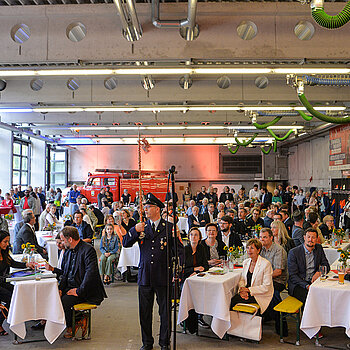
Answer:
[232,303,260,314]
[72,303,97,340]
[274,296,303,346]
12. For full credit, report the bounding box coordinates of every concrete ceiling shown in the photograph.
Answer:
[0,2,349,145]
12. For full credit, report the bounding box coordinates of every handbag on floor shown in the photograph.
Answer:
[227,303,262,341]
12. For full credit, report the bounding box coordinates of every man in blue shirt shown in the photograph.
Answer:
[72,211,93,244]
[68,184,80,215]
[288,228,330,304]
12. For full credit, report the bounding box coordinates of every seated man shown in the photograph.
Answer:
[187,206,206,229]
[291,210,305,247]
[233,208,250,240]
[246,207,264,229]
[260,228,288,335]
[58,226,107,338]
[72,211,93,244]
[15,209,47,259]
[288,228,330,304]
[217,215,242,248]
[263,210,274,228]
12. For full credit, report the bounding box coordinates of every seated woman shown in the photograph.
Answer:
[184,227,210,329]
[230,238,273,315]
[272,190,282,204]
[99,223,120,284]
[120,209,136,233]
[202,223,226,266]
[0,230,34,336]
[184,227,209,279]
[271,220,295,254]
[44,204,59,229]
[319,215,334,240]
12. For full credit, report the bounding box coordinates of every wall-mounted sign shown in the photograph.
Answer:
[329,125,350,171]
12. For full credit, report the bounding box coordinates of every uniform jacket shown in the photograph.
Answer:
[239,255,274,313]
[287,243,330,295]
[123,218,184,287]
[59,240,107,304]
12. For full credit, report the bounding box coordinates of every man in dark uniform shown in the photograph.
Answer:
[123,193,184,350]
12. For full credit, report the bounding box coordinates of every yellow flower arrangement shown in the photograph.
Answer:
[337,248,349,267]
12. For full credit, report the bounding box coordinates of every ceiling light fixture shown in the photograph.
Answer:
[1,67,350,78]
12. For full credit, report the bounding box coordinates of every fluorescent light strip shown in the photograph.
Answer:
[1,67,350,77]
[59,137,276,145]
[70,125,304,131]
[27,105,346,113]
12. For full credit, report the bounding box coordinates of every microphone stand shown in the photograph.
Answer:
[169,165,179,350]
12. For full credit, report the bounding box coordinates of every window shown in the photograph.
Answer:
[12,138,30,187]
[49,149,67,190]
[103,178,115,186]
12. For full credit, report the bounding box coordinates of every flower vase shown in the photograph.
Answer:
[228,258,235,272]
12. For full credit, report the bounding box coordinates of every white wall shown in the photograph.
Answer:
[31,138,46,188]
[0,129,12,192]
[288,135,342,191]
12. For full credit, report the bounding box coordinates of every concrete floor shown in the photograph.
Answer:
[1,279,350,349]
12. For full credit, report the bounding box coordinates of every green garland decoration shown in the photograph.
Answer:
[260,143,273,154]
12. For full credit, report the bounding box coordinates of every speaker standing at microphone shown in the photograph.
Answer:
[123,193,184,350]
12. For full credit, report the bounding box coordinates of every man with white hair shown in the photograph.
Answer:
[185,200,196,217]
[263,209,274,228]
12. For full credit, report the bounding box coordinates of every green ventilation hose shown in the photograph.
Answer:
[267,128,295,141]
[228,144,240,154]
[261,140,277,154]
[298,93,350,124]
[253,117,282,129]
[297,110,313,121]
[312,2,350,29]
[234,133,258,146]
[260,143,272,154]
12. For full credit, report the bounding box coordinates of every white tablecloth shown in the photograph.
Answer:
[36,231,59,267]
[177,217,188,233]
[117,243,140,274]
[323,242,350,266]
[14,205,22,223]
[7,278,66,344]
[300,277,350,339]
[178,269,242,338]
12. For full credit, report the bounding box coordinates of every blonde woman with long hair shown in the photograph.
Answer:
[271,220,295,254]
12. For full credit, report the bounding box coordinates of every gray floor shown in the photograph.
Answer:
[1,279,350,349]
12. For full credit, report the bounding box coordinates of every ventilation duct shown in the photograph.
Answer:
[152,0,199,41]
[113,0,142,42]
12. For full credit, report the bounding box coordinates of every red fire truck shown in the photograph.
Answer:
[74,169,168,204]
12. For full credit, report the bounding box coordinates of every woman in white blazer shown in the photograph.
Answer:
[230,239,274,314]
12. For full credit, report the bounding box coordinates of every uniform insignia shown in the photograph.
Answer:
[162,222,165,226]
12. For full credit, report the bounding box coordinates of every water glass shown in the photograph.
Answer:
[319,265,327,281]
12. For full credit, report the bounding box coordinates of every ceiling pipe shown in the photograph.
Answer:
[0,121,56,143]
[113,0,142,42]
[151,0,199,41]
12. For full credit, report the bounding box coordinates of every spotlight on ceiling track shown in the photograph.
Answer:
[141,76,155,90]
[0,79,7,91]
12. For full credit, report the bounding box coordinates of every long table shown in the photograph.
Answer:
[7,278,66,344]
[36,231,59,267]
[323,241,350,266]
[300,276,350,339]
[178,269,242,339]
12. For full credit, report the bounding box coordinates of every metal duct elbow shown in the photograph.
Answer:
[114,0,142,42]
[152,0,199,41]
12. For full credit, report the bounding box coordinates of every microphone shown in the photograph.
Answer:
[169,165,176,174]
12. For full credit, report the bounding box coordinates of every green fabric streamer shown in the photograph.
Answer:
[234,133,258,146]
[297,110,313,121]
[298,94,350,124]
[253,117,282,129]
